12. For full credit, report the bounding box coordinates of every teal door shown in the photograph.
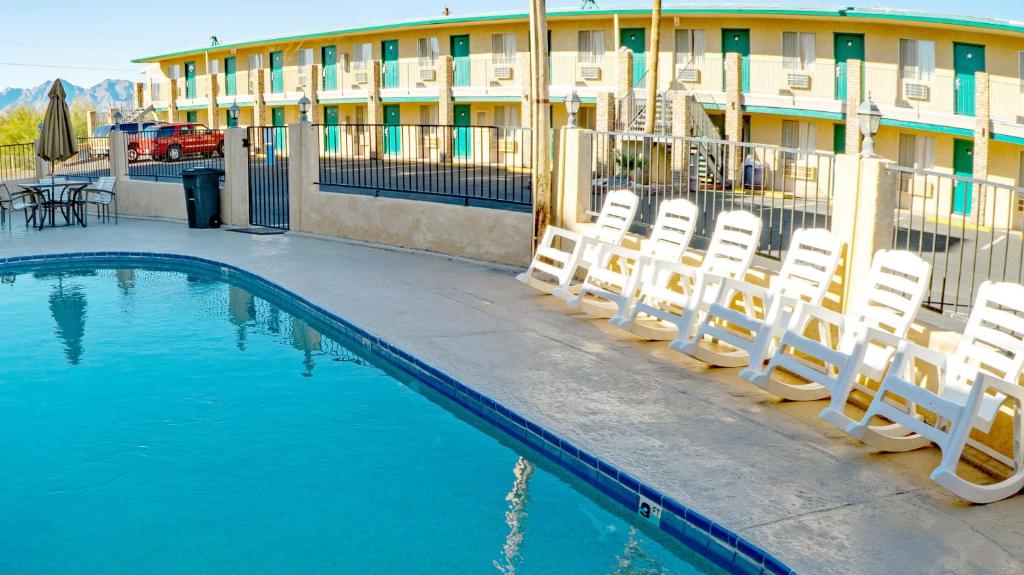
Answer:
[383,105,401,155]
[453,104,471,159]
[953,139,974,216]
[834,33,865,101]
[451,35,470,87]
[186,111,197,123]
[184,61,196,98]
[721,29,750,93]
[323,106,339,152]
[322,45,337,90]
[619,28,646,87]
[381,40,399,88]
[224,57,236,96]
[272,107,286,152]
[833,124,846,154]
[954,43,985,116]
[270,51,284,94]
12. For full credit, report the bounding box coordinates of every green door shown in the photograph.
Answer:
[450,35,470,87]
[270,51,284,94]
[954,43,985,116]
[186,111,197,123]
[323,106,339,152]
[834,33,865,101]
[381,40,399,89]
[619,28,646,87]
[721,29,750,93]
[184,61,196,98]
[832,124,846,154]
[953,139,974,216]
[383,105,401,155]
[224,57,237,96]
[453,104,472,159]
[322,46,337,90]
[272,107,286,152]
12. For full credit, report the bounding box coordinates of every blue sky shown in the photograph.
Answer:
[1,0,1020,89]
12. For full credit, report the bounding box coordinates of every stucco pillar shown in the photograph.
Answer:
[168,78,178,122]
[830,154,897,310]
[973,71,991,224]
[557,127,594,232]
[844,59,863,156]
[724,52,743,184]
[615,49,633,99]
[309,64,321,124]
[516,52,532,128]
[287,123,317,233]
[671,91,692,179]
[223,128,249,227]
[86,110,98,136]
[109,130,129,178]
[207,74,220,129]
[437,55,455,163]
[253,70,266,127]
[367,60,383,158]
[134,82,144,110]
[106,108,118,124]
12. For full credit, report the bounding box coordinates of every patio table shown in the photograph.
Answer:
[19,180,90,230]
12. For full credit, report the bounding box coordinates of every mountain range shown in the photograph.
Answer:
[0,79,135,113]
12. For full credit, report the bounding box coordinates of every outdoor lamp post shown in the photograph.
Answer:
[228,102,240,128]
[298,93,311,124]
[565,90,581,128]
[112,111,123,130]
[857,96,882,158]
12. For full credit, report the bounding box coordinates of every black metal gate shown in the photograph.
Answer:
[246,126,290,229]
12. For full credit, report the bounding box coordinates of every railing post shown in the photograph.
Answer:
[287,122,316,232]
[223,127,249,227]
[843,59,863,155]
[724,51,743,183]
[973,70,990,224]
[830,154,897,311]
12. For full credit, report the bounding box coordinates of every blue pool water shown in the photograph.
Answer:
[0,264,719,574]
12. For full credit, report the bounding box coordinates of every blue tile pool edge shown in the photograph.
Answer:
[0,251,797,575]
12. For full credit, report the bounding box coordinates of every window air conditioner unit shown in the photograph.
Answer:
[579,65,601,80]
[492,65,514,81]
[354,70,368,84]
[676,66,699,82]
[419,67,436,81]
[903,80,930,101]
[786,72,811,90]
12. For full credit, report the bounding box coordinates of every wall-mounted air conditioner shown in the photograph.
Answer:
[354,70,368,84]
[419,67,436,81]
[786,72,811,90]
[903,80,930,101]
[579,65,601,80]
[676,66,699,82]
[492,66,514,81]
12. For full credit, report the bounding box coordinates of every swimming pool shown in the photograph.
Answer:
[0,254,790,574]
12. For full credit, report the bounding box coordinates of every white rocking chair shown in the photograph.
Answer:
[846,281,1024,504]
[680,228,843,368]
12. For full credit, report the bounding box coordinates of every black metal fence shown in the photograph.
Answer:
[0,143,36,181]
[53,137,111,180]
[315,124,532,209]
[125,129,226,181]
[588,131,835,260]
[890,164,1024,321]
[247,126,290,230]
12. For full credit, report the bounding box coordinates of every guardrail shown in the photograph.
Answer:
[124,129,226,181]
[0,142,36,181]
[588,130,834,260]
[53,137,111,180]
[315,123,532,208]
[890,164,1024,319]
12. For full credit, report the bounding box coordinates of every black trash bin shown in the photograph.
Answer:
[182,167,224,229]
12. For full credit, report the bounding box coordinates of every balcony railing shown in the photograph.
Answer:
[989,76,1024,125]
[863,64,956,115]
[747,57,837,101]
[381,60,440,92]
[549,54,609,87]
[463,55,519,91]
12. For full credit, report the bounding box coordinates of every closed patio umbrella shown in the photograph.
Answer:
[35,79,78,173]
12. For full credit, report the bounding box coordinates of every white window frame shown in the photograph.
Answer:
[897,133,935,170]
[297,48,314,69]
[899,39,936,82]
[491,33,516,66]
[493,104,520,128]
[418,37,440,67]
[782,120,817,152]
[674,29,705,67]
[352,43,373,71]
[782,32,815,71]
[577,30,606,65]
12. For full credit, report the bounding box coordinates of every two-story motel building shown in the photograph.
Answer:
[132,5,1024,218]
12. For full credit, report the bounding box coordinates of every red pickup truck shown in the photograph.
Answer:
[144,123,225,162]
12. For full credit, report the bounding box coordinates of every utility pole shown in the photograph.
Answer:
[643,0,662,133]
[529,0,551,251]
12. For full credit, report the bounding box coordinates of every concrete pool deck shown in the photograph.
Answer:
[2,218,1022,574]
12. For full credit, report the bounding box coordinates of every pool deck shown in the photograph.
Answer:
[3,218,1023,574]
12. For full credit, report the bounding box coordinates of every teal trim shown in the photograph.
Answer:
[701,103,725,111]
[176,103,207,111]
[132,6,1024,64]
[380,96,439,103]
[217,101,254,109]
[264,98,301,105]
[993,133,1024,146]
[319,97,366,104]
[742,105,844,120]
[579,97,596,104]
[453,96,520,102]
[879,118,973,137]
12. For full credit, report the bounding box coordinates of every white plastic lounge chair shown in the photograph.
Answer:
[553,198,699,319]
[680,228,843,367]
[610,210,763,342]
[741,249,930,409]
[516,189,639,294]
[846,281,1024,504]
